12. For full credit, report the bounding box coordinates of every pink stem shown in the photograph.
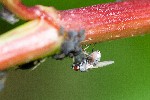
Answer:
[0,0,150,70]
[0,19,63,70]
[59,1,150,44]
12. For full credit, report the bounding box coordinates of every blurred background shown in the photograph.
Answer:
[0,0,150,100]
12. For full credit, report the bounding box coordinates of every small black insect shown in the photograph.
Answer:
[53,29,85,60]
[17,58,47,70]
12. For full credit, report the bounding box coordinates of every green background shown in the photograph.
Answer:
[0,0,150,100]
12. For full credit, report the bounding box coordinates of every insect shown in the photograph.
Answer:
[17,58,47,70]
[0,5,19,24]
[72,50,114,72]
[53,29,85,59]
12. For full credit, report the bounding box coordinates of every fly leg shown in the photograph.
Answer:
[17,58,47,70]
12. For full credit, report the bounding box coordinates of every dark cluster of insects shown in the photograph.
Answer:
[17,28,114,72]
[53,29,85,59]
[17,28,86,70]
[0,5,114,72]
[53,29,114,72]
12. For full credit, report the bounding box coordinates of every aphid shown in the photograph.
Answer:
[72,50,114,72]
[53,29,85,59]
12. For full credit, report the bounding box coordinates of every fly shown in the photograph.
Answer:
[72,50,114,72]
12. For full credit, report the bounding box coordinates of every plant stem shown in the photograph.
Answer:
[1,0,150,44]
[0,0,60,28]
[0,0,150,70]
[0,19,63,70]
[59,1,150,44]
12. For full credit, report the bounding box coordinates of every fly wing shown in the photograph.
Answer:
[92,61,114,68]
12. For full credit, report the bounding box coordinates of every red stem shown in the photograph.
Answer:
[1,0,150,44]
[0,0,38,19]
[0,0,150,70]
[59,1,150,44]
[0,0,59,29]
